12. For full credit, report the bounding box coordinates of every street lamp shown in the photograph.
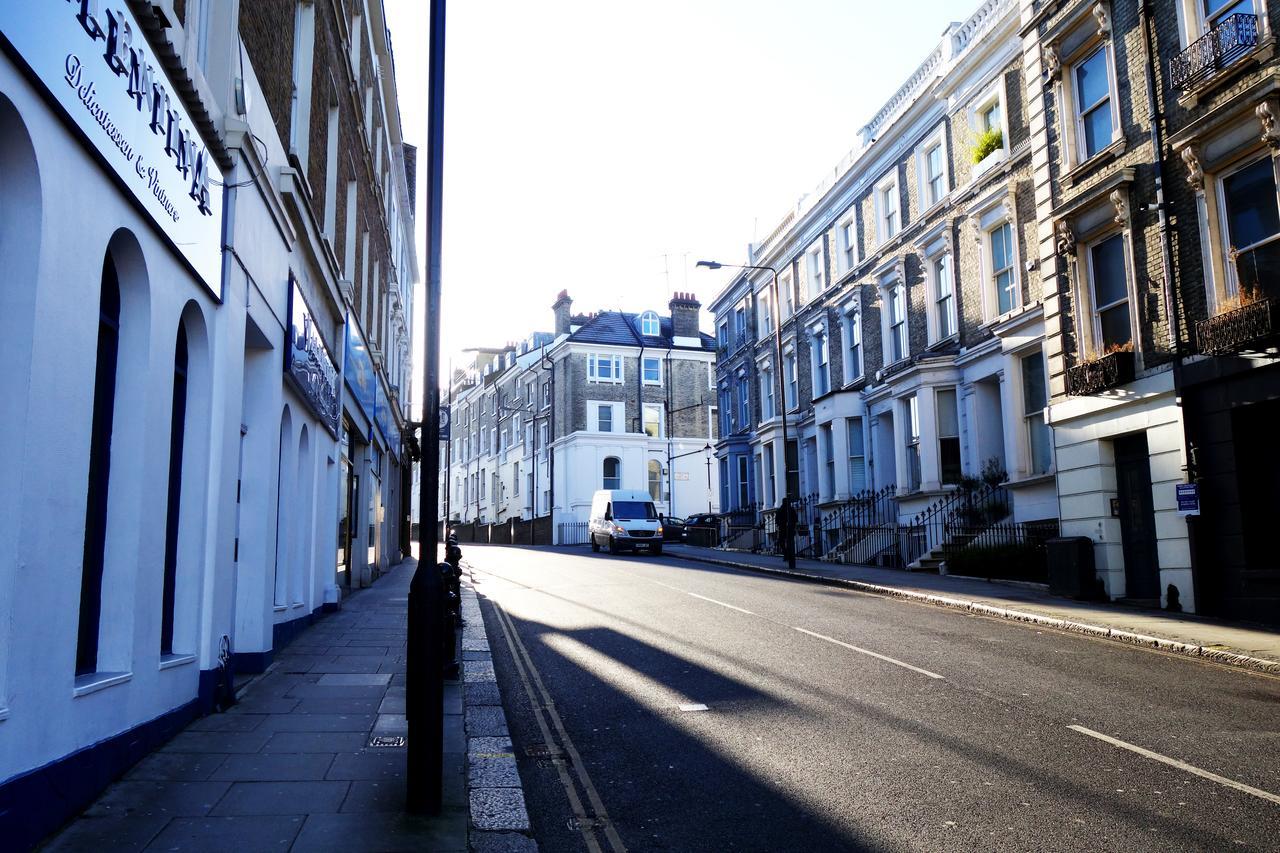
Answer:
[696,259,795,568]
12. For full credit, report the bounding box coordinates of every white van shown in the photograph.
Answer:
[589,489,663,555]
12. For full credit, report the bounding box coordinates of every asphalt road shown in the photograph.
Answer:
[467,544,1280,852]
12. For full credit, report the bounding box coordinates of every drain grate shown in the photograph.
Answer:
[368,735,407,748]
[525,744,564,759]
[567,816,606,831]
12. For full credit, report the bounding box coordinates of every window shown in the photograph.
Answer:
[842,302,862,383]
[513,462,521,495]
[925,143,945,207]
[708,405,718,440]
[758,289,773,337]
[540,423,549,456]
[719,458,730,510]
[807,245,825,298]
[717,321,729,349]
[764,443,777,506]
[481,427,489,455]
[981,101,1002,135]
[719,388,731,435]
[734,306,746,344]
[847,418,867,493]
[737,376,749,427]
[1022,351,1052,475]
[642,356,661,385]
[596,403,613,433]
[78,255,122,675]
[480,470,487,499]
[737,455,750,508]
[648,460,663,501]
[644,403,662,438]
[905,394,922,492]
[588,353,622,383]
[934,254,956,340]
[990,222,1017,315]
[640,311,660,336]
[1220,156,1280,295]
[839,215,858,271]
[820,423,834,498]
[810,328,830,397]
[603,457,621,490]
[887,282,908,363]
[760,365,775,420]
[937,389,961,485]
[1074,45,1114,160]
[785,351,798,409]
[780,271,794,319]
[877,174,900,242]
[542,381,551,408]
[1087,233,1131,351]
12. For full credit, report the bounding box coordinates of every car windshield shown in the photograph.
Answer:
[612,501,657,520]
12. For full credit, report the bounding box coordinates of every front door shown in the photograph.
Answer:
[1115,432,1160,602]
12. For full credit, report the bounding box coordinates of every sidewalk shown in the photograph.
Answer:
[663,543,1280,674]
[42,556,477,853]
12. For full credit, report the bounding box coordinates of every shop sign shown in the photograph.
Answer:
[439,406,451,441]
[285,277,339,436]
[1175,483,1200,517]
[0,1,225,292]
[375,384,401,461]
[344,316,377,430]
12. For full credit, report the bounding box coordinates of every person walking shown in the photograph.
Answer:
[778,496,798,570]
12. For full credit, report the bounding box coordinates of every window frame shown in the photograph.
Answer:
[1083,230,1135,354]
[641,356,662,386]
[838,213,859,273]
[639,311,660,336]
[1073,43,1116,162]
[807,242,826,299]
[841,298,863,384]
[1056,33,1121,170]
[809,324,830,399]
[587,352,624,384]
[784,347,798,410]
[882,278,908,364]
[916,125,949,210]
[643,403,664,438]
[1214,151,1280,299]
[603,457,621,490]
[846,417,867,495]
[989,220,1019,317]
[1020,348,1053,476]
[874,171,901,244]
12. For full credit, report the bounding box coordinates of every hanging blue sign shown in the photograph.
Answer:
[284,277,339,436]
[374,382,401,461]
[343,317,377,431]
[439,405,451,441]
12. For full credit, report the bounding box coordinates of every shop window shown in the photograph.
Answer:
[77,255,122,676]
[160,325,189,655]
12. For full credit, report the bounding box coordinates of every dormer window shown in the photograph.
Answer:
[640,311,660,336]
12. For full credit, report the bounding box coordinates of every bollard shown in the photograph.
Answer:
[438,561,460,679]
[406,559,444,814]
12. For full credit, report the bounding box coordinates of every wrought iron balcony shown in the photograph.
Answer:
[1196,297,1280,355]
[1171,14,1259,92]
[1065,350,1135,396]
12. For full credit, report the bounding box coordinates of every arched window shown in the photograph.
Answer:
[160,325,189,654]
[639,311,659,336]
[648,460,663,501]
[77,256,122,675]
[602,457,621,490]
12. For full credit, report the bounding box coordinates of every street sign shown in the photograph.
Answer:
[439,405,451,441]
[1176,482,1200,517]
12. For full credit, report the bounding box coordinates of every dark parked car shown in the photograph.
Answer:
[683,513,721,547]
[658,515,685,541]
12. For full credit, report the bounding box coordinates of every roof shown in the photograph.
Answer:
[567,311,715,351]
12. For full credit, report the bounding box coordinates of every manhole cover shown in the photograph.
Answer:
[368,735,407,748]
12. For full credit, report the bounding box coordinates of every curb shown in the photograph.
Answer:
[669,549,1280,676]
[459,575,539,853]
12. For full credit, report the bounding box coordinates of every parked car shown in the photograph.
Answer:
[683,513,721,547]
[658,514,685,541]
[589,489,664,555]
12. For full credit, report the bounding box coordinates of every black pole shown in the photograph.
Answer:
[409,0,446,815]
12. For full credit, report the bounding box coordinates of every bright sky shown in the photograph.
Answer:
[382,0,975,411]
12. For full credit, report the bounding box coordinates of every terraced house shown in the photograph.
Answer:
[708,0,1058,566]
[442,292,720,544]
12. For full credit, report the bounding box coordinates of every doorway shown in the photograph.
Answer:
[1115,432,1159,603]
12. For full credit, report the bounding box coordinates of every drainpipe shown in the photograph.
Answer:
[1139,0,1198,610]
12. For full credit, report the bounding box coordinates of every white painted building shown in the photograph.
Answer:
[0,3,416,846]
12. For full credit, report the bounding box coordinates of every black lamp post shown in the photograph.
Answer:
[696,260,794,564]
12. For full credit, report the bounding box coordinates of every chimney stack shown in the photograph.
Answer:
[668,291,701,338]
[552,290,572,335]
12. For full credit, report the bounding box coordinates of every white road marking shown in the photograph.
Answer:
[678,703,709,712]
[685,592,755,615]
[792,627,945,680]
[1068,725,1280,807]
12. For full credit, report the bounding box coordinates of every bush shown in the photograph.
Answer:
[971,127,1003,164]
[945,543,1046,583]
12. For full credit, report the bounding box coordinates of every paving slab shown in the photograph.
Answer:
[256,713,375,733]
[325,750,407,781]
[469,788,530,832]
[143,814,305,852]
[291,810,467,853]
[161,730,273,754]
[82,781,231,819]
[124,752,228,782]
[208,753,336,782]
[210,781,350,816]
[261,731,368,753]
[40,815,168,853]
[464,705,509,737]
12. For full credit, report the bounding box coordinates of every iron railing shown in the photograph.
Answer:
[819,486,900,561]
[1065,351,1135,396]
[1197,297,1280,354]
[1171,14,1258,92]
[940,518,1060,582]
[901,482,1011,567]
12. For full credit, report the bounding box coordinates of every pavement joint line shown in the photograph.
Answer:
[1068,725,1280,807]
[666,550,1280,676]
[792,627,945,680]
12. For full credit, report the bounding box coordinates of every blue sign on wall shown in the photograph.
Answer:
[343,316,377,432]
[285,278,339,436]
[374,382,401,461]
